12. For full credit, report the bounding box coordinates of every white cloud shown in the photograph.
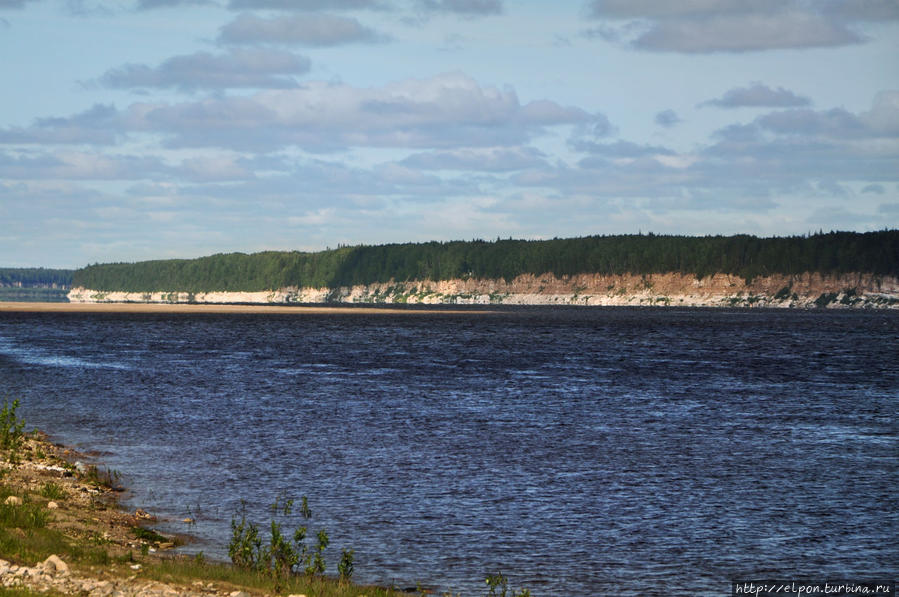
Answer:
[120,72,593,151]
[859,90,899,135]
[401,146,548,171]
[99,48,311,91]
[0,149,171,180]
[654,109,681,127]
[586,1,867,53]
[227,0,386,10]
[0,104,121,145]
[633,12,862,53]
[218,13,388,46]
[416,0,502,17]
[703,83,812,108]
[136,0,210,9]
[0,0,37,8]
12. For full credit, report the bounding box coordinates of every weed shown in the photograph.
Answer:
[338,548,354,582]
[82,465,122,491]
[132,526,168,544]
[228,501,262,570]
[39,482,66,501]
[0,499,49,530]
[0,398,26,464]
[228,495,346,583]
[485,572,531,597]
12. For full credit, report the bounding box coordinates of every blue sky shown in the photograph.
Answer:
[1,0,897,268]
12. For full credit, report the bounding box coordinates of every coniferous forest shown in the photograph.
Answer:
[70,231,899,293]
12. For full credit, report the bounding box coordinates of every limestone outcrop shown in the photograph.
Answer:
[68,272,899,309]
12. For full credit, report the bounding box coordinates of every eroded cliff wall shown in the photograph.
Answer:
[69,272,899,308]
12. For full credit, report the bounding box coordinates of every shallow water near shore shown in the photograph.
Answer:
[1,307,897,596]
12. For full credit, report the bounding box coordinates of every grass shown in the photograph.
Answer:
[39,482,66,501]
[131,526,169,544]
[0,483,113,569]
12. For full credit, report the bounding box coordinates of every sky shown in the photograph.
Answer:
[1,0,898,268]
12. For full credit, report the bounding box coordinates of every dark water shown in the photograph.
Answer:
[1,307,896,596]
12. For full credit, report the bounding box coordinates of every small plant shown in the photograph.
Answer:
[82,465,122,490]
[40,482,66,500]
[228,494,349,583]
[0,398,26,464]
[228,501,262,570]
[132,526,168,544]
[0,495,49,530]
[306,528,329,576]
[485,573,531,597]
[338,547,354,582]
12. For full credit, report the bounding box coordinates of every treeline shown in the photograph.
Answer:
[0,288,70,302]
[72,231,899,293]
[0,268,73,288]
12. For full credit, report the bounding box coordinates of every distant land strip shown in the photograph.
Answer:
[65,231,899,309]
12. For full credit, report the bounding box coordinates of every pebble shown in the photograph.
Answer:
[3,496,22,506]
[47,501,60,509]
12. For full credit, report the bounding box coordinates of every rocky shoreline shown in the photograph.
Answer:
[68,272,899,309]
[0,434,310,597]
[0,556,242,597]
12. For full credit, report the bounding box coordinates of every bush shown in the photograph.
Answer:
[228,495,342,581]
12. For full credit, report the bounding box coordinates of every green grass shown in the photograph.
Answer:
[0,484,111,569]
[39,482,66,501]
[131,526,169,544]
[80,465,122,491]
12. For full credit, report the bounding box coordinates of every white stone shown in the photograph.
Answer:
[42,555,69,575]
[47,501,59,509]
[4,496,22,506]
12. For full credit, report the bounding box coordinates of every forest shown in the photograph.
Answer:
[71,231,899,293]
[0,268,73,288]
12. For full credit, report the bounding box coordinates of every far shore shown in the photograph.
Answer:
[0,301,492,315]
